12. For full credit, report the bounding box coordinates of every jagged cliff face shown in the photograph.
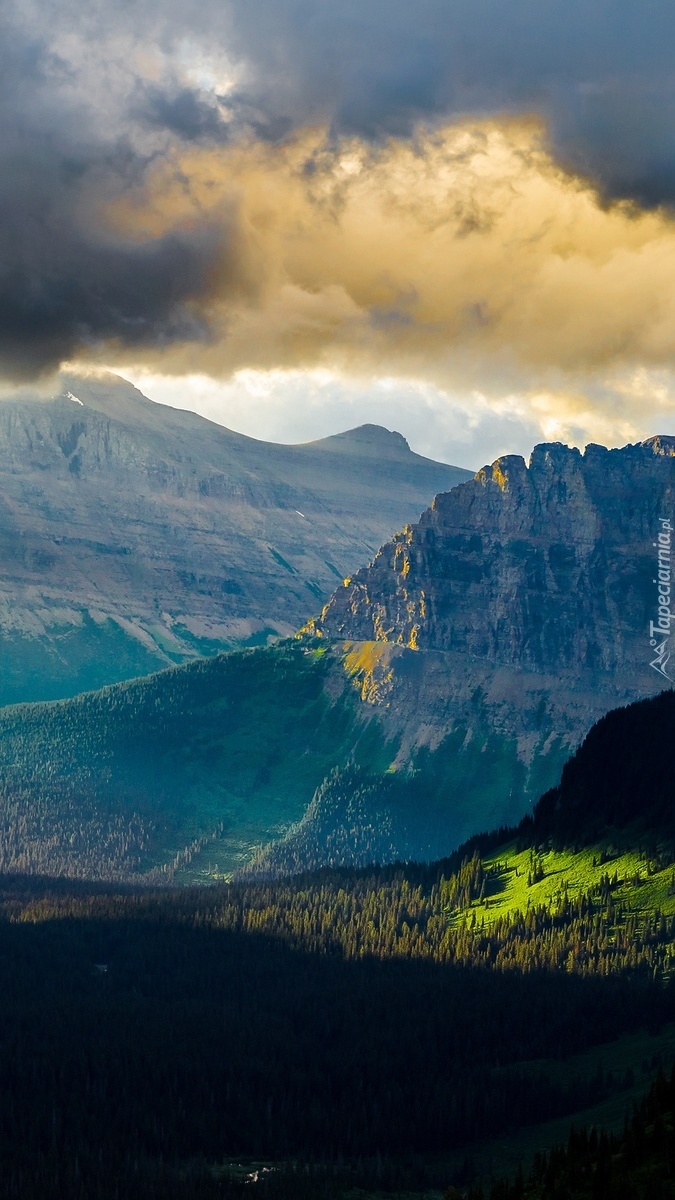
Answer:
[308,437,675,835]
[0,373,470,704]
[315,438,675,669]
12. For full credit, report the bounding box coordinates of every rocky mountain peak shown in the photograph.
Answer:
[58,370,164,424]
[641,433,675,456]
[293,433,675,843]
[307,424,413,459]
[312,432,674,694]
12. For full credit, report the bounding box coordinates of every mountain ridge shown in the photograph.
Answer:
[61,374,427,460]
[0,371,471,704]
[308,434,674,750]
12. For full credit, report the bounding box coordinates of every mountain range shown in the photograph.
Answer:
[0,371,469,704]
[0,432,672,880]
[0,408,674,1197]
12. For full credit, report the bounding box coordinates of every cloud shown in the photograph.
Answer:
[0,3,238,378]
[108,122,675,390]
[3,0,675,408]
[222,0,675,206]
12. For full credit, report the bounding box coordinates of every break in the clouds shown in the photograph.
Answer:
[120,367,545,470]
[4,0,675,448]
[120,364,675,471]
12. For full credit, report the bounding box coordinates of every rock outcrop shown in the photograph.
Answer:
[306,437,675,838]
[0,372,470,704]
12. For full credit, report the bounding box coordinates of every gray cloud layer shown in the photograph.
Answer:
[2,0,675,376]
[225,0,675,203]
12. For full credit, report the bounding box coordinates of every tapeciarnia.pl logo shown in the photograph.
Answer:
[649,517,673,681]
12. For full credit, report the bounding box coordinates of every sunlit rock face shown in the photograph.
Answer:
[0,372,470,705]
[317,438,675,668]
[309,436,675,831]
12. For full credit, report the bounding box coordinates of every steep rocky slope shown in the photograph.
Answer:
[302,436,675,834]
[0,372,469,704]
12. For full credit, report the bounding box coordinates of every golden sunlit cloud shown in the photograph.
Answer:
[98,117,675,445]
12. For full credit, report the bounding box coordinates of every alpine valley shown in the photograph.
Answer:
[8,3,675,1197]
[0,431,672,881]
[1,415,675,1200]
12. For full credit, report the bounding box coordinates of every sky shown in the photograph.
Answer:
[4,0,675,466]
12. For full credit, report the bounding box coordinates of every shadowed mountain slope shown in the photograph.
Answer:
[0,640,389,880]
[527,687,675,848]
[0,371,469,704]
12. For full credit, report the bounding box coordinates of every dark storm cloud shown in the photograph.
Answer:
[223,0,675,205]
[0,7,237,377]
[139,86,232,142]
[3,0,675,377]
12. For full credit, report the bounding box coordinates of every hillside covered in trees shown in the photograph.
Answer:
[483,1067,675,1200]
[525,688,675,848]
[0,688,672,1196]
[0,636,562,881]
[0,643,670,885]
[0,641,391,879]
[1,846,675,1200]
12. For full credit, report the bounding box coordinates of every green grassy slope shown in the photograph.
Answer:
[450,688,675,928]
[460,841,675,929]
[0,641,391,880]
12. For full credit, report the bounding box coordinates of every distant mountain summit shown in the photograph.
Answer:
[308,424,414,458]
[0,371,470,704]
